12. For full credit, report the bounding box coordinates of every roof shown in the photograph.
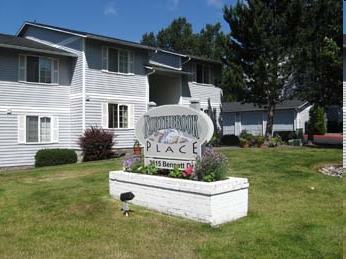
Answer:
[17,22,221,64]
[0,33,76,57]
[222,100,309,113]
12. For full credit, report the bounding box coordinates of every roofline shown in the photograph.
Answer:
[222,101,310,113]
[17,22,221,64]
[297,101,310,110]
[17,22,87,38]
[0,42,77,57]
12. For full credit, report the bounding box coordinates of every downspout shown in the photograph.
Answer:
[182,56,191,65]
[147,69,156,76]
[145,69,156,110]
[82,38,86,130]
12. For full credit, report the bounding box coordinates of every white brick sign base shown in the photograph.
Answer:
[109,171,249,226]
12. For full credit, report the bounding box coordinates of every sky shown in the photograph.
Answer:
[0,0,237,43]
[343,1,346,34]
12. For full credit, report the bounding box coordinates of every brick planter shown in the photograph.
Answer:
[109,171,249,226]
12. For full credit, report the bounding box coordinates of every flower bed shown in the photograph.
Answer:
[109,171,249,226]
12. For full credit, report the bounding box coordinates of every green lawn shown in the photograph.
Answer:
[0,147,342,259]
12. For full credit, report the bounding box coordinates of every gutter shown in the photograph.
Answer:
[182,56,191,65]
[0,43,77,57]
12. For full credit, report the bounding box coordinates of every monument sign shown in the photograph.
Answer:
[135,102,214,170]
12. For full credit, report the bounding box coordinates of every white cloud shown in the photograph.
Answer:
[168,0,180,10]
[206,0,223,8]
[104,1,117,16]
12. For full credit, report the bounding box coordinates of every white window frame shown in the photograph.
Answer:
[101,46,134,74]
[101,103,134,129]
[18,115,59,144]
[18,55,59,84]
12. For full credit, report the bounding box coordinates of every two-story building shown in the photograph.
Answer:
[0,22,222,167]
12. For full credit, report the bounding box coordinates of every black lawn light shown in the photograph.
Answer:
[120,192,135,216]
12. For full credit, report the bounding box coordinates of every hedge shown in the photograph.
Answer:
[35,148,77,167]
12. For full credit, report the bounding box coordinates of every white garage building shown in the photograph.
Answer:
[222,100,311,136]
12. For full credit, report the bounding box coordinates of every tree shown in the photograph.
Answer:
[223,0,302,139]
[194,23,226,61]
[141,17,197,54]
[140,17,225,60]
[294,0,342,108]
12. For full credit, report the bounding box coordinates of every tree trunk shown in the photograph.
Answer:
[265,103,275,141]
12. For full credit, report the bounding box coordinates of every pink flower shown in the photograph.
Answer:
[183,166,194,177]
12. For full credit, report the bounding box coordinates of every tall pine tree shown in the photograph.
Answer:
[294,0,342,108]
[223,0,302,138]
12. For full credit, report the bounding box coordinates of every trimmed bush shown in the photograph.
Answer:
[78,126,115,162]
[35,148,77,167]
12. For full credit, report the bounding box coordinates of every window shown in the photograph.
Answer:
[26,116,51,143]
[19,55,59,84]
[18,115,59,144]
[192,63,212,84]
[102,46,134,74]
[102,103,133,129]
[108,104,129,128]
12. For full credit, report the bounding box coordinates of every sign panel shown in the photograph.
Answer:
[135,104,214,169]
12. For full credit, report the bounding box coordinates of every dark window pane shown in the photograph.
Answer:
[204,66,210,84]
[27,56,39,82]
[108,104,114,128]
[196,64,203,83]
[108,48,118,72]
[39,58,52,83]
[26,116,38,142]
[40,117,51,142]
[119,105,128,128]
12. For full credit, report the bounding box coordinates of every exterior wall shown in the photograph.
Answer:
[273,110,294,132]
[223,113,236,135]
[149,51,181,69]
[84,39,149,148]
[222,108,309,137]
[297,106,311,133]
[0,48,71,167]
[182,82,222,131]
[241,111,263,135]
[149,74,182,105]
[22,26,84,150]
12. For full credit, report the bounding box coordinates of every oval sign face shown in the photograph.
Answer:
[135,105,214,167]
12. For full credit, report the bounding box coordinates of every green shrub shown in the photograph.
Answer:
[35,148,77,167]
[308,105,326,135]
[78,126,115,162]
[240,130,255,146]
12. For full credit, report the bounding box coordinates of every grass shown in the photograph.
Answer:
[0,147,342,259]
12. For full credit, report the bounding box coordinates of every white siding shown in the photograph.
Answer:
[241,112,263,135]
[83,40,149,148]
[185,82,222,131]
[0,110,70,167]
[273,110,294,131]
[223,113,235,135]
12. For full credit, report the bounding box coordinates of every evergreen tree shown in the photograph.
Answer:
[223,0,302,138]
[140,17,225,60]
[294,0,342,108]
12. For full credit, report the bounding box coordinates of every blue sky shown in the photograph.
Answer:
[0,0,237,42]
[343,1,346,34]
